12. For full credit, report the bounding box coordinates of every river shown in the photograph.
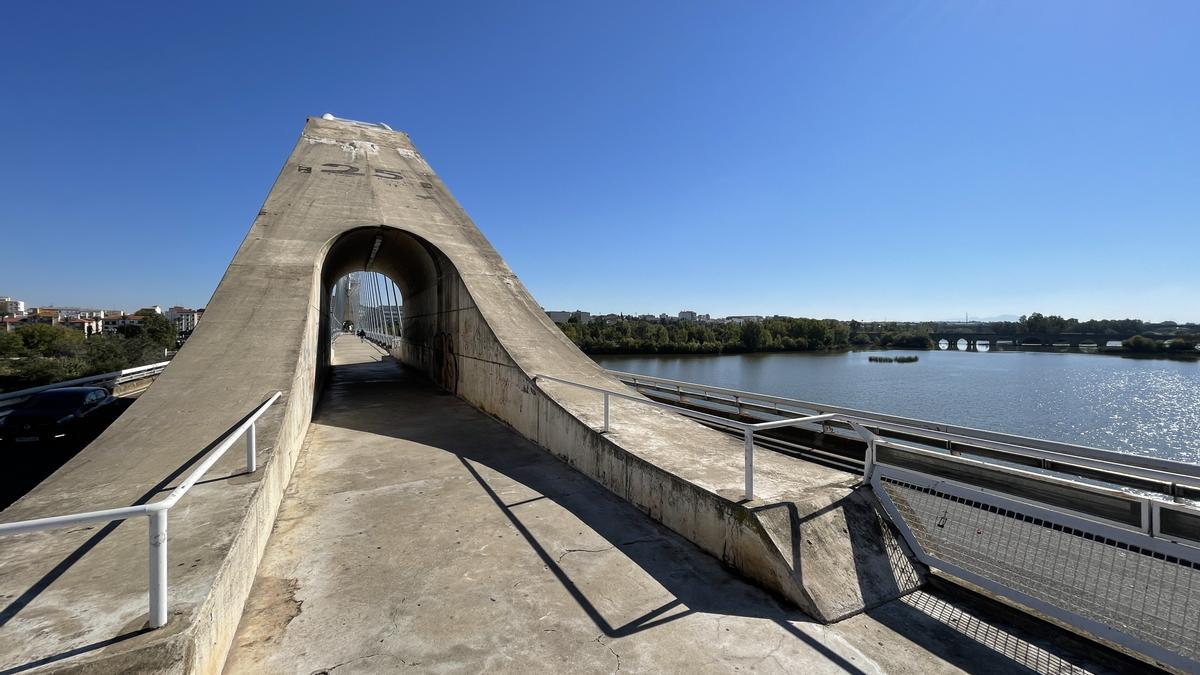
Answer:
[592,350,1200,464]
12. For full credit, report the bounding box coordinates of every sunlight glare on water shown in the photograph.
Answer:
[594,351,1200,465]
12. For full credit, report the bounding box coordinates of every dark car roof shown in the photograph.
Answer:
[31,386,108,398]
[18,387,108,408]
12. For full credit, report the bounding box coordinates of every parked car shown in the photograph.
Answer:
[0,387,118,446]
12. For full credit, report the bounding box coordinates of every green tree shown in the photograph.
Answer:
[135,312,177,350]
[0,332,23,357]
[17,323,65,355]
[13,357,88,387]
[740,321,765,351]
[85,333,132,373]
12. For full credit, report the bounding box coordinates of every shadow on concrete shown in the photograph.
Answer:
[0,401,269,669]
[0,628,152,675]
[458,456,868,674]
[317,357,1145,675]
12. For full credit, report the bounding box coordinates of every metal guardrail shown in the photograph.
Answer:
[609,367,1200,521]
[872,463,1200,672]
[534,373,876,499]
[606,369,1200,671]
[0,391,282,628]
[333,330,398,351]
[362,330,399,349]
[0,361,170,416]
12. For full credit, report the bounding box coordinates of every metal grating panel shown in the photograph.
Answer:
[879,475,1200,668]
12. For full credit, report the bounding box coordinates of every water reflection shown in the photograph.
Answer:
[595,350,1200,464]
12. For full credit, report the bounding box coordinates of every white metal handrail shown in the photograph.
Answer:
[534,374,875,499]
[0,391,282,628]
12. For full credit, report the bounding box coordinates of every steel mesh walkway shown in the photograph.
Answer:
[880,475,1200,665]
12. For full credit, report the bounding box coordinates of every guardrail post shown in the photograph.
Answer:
[863,438,876,480]
[602,392,610,433]
[246,422,257,473]
[148,510,168,628]
[743,428,754,500]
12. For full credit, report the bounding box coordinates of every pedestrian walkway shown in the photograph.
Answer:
[222,337,1135,674]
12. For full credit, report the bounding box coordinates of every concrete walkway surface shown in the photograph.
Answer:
[222,339,1136,674]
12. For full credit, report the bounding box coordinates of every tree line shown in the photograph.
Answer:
[985,313,1146,335]
[0,312,177,390]
[553,310,1193,356]
[555,316,901,355]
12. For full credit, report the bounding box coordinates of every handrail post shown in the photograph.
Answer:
[602,392,610,433]
[246,421,257,473]
[148,510,169,628]
[743,428,754,500]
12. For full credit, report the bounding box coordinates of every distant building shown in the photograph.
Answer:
[723,315,764,324]
[103,313,147,332]
[65,316,103,335]
[136,305,163,316]
[0,297,25,317]
[678,310,698,321]
[26,308,62,325]
[166,306,203,333]
[38,306,107,319]
[2,316,26,332]
[381,305,403,326]
[546,310,590,324]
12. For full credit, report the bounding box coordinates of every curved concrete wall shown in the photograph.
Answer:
[0,117,918,674]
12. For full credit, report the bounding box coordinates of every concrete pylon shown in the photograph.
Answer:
[0,117,920,673]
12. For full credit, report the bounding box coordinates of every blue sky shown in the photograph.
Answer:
[1,2,1196,321]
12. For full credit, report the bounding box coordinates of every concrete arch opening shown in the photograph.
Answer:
[316,226,453,393]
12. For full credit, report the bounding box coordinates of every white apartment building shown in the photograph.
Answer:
[166,306,203,333]
[0,297,25,316]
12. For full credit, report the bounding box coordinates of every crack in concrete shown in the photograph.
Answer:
[315,652,383,673]
[619,537,657,547]
[593,635,621,671]
[557,545,614,562]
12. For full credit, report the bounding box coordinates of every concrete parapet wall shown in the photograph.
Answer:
[384,264,922,622]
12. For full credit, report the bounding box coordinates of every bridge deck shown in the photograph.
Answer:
[222,339,1131,674]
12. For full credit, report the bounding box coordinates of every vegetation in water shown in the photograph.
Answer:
[1120,334,1200,360]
